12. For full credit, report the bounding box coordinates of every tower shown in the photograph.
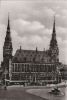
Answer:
[49,16,59,63]
[3,16,13,73]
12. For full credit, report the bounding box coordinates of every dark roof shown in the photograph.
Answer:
[60,66,67,71]
[12,49,50,63]
[60,68,66,72]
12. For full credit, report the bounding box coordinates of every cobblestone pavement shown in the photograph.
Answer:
[0,86,48,100]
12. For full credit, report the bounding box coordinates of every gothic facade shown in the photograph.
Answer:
[1,17,61,86]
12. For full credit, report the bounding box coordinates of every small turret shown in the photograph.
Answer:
[36,46,38,52]
[19,46,22,52]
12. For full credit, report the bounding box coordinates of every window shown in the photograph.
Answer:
[24,57,26,62]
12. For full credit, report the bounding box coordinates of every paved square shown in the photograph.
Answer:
[0,86,47,100]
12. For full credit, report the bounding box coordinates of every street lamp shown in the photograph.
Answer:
[4,68,8,90]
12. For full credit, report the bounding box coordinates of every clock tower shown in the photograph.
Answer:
[3,16,13,74]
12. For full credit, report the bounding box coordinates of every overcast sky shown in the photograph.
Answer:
[0,0,67,64]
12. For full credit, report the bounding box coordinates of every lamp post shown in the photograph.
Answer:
[4,68,8,90]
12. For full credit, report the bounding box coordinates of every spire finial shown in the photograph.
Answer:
[54,15,55,25]
[54,15,55,21]
[53,15,56,33]
[7,13,10,30]
[5,13,11,41]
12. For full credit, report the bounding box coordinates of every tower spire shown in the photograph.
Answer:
[50,16,57,48]
[51,16,56,42]
[3,14,13,74]
[49,16,59,62]
[5,14,11,41]
[7,14,10,31]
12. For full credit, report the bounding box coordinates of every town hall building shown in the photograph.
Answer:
[1,16,61,86]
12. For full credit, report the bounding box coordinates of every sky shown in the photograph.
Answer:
[0,0,67,64]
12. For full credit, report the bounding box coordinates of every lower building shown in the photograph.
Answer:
[8,49,61,86]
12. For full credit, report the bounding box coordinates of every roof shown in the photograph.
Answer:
[60,65,67,71]
[12,49,51,63]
